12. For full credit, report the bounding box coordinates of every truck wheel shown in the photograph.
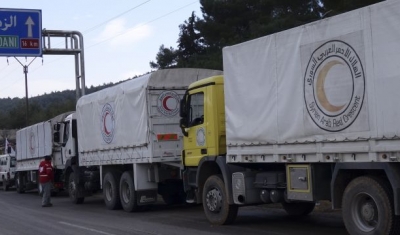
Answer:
[119,171,140,212]
[15,173,25,194]
[3,180,9,191]
[342,176,400,235]
[282,201,315,216]
[202,174,238,225]
[103,171,122,210]
[69,172,84,204]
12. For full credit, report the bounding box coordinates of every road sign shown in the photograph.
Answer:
[0,8,42,57]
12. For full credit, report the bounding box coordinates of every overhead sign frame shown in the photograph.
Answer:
[0,8,42,57]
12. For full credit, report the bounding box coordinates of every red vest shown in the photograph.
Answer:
[39,160,54,183]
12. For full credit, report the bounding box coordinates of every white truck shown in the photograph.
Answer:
[15,112,73,194]
[178,1,400,235]
[0,154,16,191]
[52,68,222,210]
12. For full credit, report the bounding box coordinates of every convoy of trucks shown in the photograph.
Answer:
[15,68,222,208]
[7,1,400,235]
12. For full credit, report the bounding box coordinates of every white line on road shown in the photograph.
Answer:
[59,221,161,235]
[59,221,116,235]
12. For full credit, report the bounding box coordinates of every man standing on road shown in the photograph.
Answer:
[39,155,54,207]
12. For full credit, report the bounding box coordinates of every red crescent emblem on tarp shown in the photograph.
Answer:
[163,96,173,111]
[103,111,110,135]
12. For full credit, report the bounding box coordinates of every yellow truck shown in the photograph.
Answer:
[179,1,400,234]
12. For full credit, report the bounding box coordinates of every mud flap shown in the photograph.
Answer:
[136,190,157,206]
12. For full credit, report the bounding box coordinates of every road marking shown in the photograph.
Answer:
[59,221,160,235]
[59,221,116,235]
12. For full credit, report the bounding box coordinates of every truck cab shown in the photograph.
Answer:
[0,154,16,191]
[54,112,100,203]
[180,75,226,166]
[54,113,78,165]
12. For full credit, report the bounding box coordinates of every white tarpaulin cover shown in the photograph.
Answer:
[77,68,222,154]
[223,0,400,145]
[16,122,51,160]
[16,112,73,161]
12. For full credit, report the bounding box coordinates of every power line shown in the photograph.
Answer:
[83,0,151,34]
[0,1,153,89]
[87,1,197,49]
[0,1,199,97]
[25,1,198,67]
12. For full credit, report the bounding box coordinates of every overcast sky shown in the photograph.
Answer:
[0,0,201,98]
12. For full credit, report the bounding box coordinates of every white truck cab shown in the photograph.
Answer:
[0,154,16,191]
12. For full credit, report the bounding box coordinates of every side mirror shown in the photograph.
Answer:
[53,132,60,143]
[72,120,77,138]
[179,95,187,118]
[179,118,188,137]
[54,123,61,131]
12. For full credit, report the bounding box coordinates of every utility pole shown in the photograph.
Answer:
[15,57,37,126]
[24,65,29,126]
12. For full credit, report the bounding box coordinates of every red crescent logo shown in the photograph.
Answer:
[30,136,34,150]
[163,96,173,111]
[103,112,110,135]
[157,91,180,117]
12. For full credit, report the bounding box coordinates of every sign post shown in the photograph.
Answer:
[0,8,42,57]
[1,8,42,125]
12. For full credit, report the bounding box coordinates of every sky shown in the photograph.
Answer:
[0,0,202,98]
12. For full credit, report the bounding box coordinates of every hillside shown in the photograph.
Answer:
[0,82,117,129]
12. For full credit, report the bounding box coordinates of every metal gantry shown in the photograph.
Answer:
[42,29,86,100]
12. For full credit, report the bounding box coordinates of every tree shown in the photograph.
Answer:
[322,0,384,17]
[149,45,178,69]
[177,11,204,68]
[149,0,384,71]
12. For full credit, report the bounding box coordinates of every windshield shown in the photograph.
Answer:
[10,157,16,167]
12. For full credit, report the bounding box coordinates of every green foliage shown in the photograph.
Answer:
[322,0,384,17]
[150,0,383,70]
[149,44,178,69]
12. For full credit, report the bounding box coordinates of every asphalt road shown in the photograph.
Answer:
[0,189,348,235]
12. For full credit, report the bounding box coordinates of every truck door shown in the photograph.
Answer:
[184,89,208,166]
[62,120,76,164]
[8,156,16,180]
[0,157,5,182]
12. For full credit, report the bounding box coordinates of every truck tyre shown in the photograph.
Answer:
[15,173,25,194]
[3,179,9,191]
[69,172,84,204]
[203,174,238,225]
[282,201,315,216]
[342,176,400,235]
[119,171,140,212]
[103,171,122,210]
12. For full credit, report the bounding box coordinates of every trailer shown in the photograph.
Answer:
[179,1,400,234]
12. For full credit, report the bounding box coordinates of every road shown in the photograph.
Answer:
[0,189,348,235]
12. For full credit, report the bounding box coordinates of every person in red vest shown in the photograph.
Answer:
[39,155,54,207]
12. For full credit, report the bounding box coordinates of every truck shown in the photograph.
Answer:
[0,154,16,191]
[50,68,222,209]
[178,1,400,235]
[15,112,73,194]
